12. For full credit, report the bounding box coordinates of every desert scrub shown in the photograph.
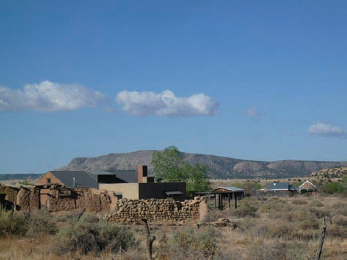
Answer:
[202,208,232,223]
[291,199,308,205]
[298,219,319,230]
[55,218,138,256]
[156,227,218,259]
[247,239,315,260]
[26,210,57,237]
[310,200,324,207]
[233,202,258,218]
[0,209,28,237]
[173,228,217,257]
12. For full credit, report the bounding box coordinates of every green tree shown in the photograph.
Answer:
[152,146,210,193]
[186,163,210,193]
[152,146,188,182]
[322,182,344,194]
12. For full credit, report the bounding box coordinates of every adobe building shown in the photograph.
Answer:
[37,165,186,201]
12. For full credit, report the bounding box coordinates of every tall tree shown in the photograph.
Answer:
[152,146,210,193]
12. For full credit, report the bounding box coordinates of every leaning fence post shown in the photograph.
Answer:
[77,208,86,221]
[142,218,156,260]
[316,217,327,260]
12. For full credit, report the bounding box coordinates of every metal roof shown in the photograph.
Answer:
[88,170,118,175]
[214,186,245,192]
[113,170,138,183]
[49,171,99,189]
[49,169,138,188]
[265,182,290,190]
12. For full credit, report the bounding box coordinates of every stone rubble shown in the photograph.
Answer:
[105,197,205,224]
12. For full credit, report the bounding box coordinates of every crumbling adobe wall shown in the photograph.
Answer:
[0,185,115,213]
[0,186,40,211]
[105,197,206,224]
[47,188,114,213]
[17,187,40,211]
[0,186,19,210]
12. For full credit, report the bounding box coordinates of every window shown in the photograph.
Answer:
[47,178,51,184]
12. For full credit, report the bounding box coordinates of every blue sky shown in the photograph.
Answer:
[1,0,346,173]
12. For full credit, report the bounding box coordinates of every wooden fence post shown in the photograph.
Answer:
[142,218,156,260]
[316,217,327,260]
[77,208,86,221]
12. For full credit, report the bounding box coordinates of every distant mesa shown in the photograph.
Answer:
[57,150,347,179]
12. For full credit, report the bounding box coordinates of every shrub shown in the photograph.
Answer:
[309,200,324,207]
[332,214,347,226]
[247,239,287,259]
[0,209,28,237]
[247,239,314,259]
[26,210,57,237]
[56,218,138,255]
[299,219,319,230]
[322,183,344,194]
[97,221,139,252]
[292,200,308,205]
[234,203,258,218]
[327,223,346,238]
[172,228,218,258]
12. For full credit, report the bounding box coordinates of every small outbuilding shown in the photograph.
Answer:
[198,186,245,209]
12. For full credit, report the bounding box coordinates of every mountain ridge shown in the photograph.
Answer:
[57,150,347,179]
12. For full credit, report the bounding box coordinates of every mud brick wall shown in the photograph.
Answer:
[0,186,19,210]
[17,187,40,211]
[0,186,40,211]
[46,188,113,213]
[105,198,205,224]
[0,185,114,213]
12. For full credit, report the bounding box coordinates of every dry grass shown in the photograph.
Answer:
[0,195,346,259]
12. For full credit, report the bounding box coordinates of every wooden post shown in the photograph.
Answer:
[77,208,86,221]
[316,217,327,260]
[142,218,156,260]
[228,193,231,208]
[219,194,223,209]
[234,194,238,209]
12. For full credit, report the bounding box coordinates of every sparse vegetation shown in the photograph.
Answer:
[155,228,218,259]
[322,182,344,194]
[56,216,139,256]
[0,191,346,259]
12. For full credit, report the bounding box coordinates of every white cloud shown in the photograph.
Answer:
[116,90,219,116]
[308,123,346,138]
[0,81,107,111]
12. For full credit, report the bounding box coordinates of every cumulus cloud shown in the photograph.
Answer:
[116,90,219,116]
[308,123,346,138]
[0,81,107,111]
